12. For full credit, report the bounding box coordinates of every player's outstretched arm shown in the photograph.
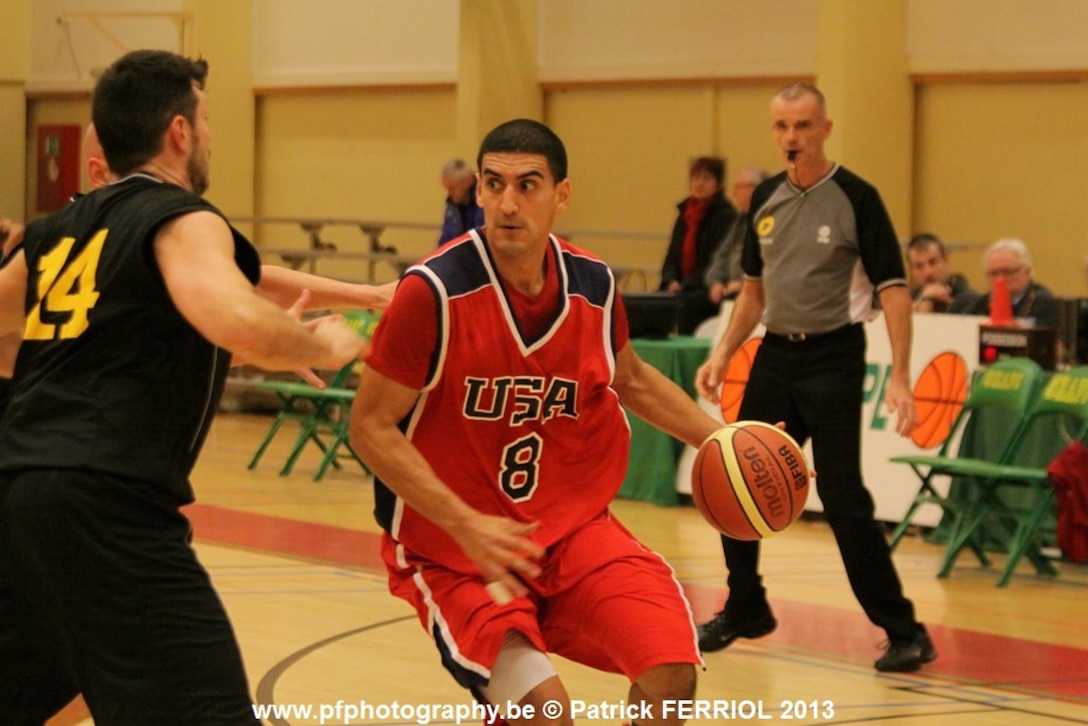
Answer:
[256,264,395,312]
[349,364,545,598]
[154,210,366,373]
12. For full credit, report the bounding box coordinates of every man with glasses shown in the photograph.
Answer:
[960,238,1058,328]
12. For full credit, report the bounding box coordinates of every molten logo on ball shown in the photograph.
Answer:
[692,421,810,540]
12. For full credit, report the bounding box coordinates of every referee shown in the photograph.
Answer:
[695,83,936,673]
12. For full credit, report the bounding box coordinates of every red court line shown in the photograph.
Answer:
[187,503,1088,701]
[689,587,1087,697]
[185,503,386,571]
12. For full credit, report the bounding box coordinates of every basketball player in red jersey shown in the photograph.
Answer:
[351,119,723,724]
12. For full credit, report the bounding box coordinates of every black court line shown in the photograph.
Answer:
[254,615,415,726]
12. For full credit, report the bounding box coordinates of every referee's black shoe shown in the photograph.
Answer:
[696,604,777,653]
[875,628,937,672]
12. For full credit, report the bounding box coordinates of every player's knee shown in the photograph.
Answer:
[477,630,560,707]
[636,662,696,701]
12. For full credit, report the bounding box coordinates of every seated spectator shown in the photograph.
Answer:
[906,233,980,313]
[705,166,768,304]
[959,237,1059,328]
[437,158,484,245]
[659,156,737,334]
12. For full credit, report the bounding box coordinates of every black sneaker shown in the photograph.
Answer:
[875,629,937,672]
[697,605,777,653]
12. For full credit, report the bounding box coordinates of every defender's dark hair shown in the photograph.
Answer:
[476,119,568,183]
[92,50,209,176]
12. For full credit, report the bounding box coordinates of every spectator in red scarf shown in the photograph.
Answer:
[659,156,737,334]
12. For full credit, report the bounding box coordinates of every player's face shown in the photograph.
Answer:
[477,152,570,257]
[186,85,211,196]
[907,243,949,286]
[771,92,832,167]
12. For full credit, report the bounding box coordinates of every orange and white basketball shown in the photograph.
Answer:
[692,421,810,540]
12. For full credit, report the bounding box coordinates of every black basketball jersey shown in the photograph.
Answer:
[0,174,260,503]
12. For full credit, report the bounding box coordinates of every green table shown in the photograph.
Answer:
[618,336,711,506]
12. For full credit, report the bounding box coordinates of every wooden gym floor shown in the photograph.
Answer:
[49,412,1087,725]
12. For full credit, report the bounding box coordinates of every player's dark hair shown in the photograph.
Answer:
[92,50,209,176]
[477,119,568,183]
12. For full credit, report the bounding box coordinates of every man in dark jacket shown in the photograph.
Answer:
[659,156,737,334]
[955,238,1059,328]
[437,158,485,246]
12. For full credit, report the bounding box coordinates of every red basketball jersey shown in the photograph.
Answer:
[367,231,632,573]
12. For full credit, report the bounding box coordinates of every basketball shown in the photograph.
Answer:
[691,421,810,540]
[910,352,968,449]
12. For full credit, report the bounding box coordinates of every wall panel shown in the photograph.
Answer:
[545,82,784,284]
[539,0,818,82]
[909,0,1088,74]
[254,88,459,281]
[252,0,458,88]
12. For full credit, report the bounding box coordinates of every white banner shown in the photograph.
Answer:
[678,306,983,526]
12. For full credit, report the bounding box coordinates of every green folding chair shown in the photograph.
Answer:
[247,309,378,481]
[888,357,1045,562]
[939,365,1088,586]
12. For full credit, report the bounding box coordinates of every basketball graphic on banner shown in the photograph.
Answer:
[911,352,968,449]
[719,337,762,423]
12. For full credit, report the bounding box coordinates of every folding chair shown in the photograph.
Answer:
[940,365,1088,586]
[247,309,378,481]
[888,357,1045,561]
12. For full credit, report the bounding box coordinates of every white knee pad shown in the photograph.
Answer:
[477,630,558,705]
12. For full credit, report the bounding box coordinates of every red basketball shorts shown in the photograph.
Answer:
[382,511,702,688]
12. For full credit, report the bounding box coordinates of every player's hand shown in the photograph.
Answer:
[884,375,918,437]
[286,289,360,387]
[309,315,369,370]
[281,289,328,387]
[451,515,544,602]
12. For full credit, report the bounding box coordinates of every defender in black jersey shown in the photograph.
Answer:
[0,51,371,725]
[696,84,937,674]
